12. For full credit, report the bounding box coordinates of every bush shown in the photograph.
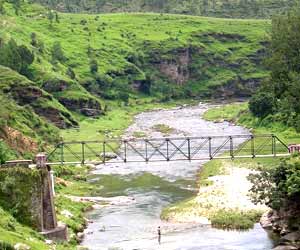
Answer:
[248,156,300,210]
[89,59,98,73]
[0,141,9,164]
[211,209,262,230]
[249,92,275,118]
[51,42,67,63]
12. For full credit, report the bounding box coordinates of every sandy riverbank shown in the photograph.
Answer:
[162,161,267,225]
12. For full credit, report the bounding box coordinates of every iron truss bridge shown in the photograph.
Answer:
[46,134,290,165]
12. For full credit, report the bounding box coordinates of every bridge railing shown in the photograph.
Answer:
[46,134,290,165]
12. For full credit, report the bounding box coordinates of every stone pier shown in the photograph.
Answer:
[35,153,68,241]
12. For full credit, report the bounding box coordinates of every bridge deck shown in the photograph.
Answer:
[46,134,290,165]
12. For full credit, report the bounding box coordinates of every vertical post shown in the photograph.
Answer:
[60,142,64,165]
[145,139,148,162]
[187,138,191,161]
[166,139,169,161]
[81,142,85,165]
[124,140,127,163]
[230,136,234,159]
[251,135,255,158]
[272,135,276,157]
[209,137,212,159]
[103,142,106,164]
[50,170,55,196]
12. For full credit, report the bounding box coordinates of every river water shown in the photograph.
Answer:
[81,103,275,250]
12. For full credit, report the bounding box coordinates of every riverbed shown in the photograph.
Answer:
[81,103,275,250]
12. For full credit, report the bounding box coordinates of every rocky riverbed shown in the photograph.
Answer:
[80,103,276,250]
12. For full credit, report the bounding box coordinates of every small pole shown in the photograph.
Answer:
[272,135,276,157]
[209,137,212,159]
[230,136,234,159]
[60,142,64,165]
[81,142,85,165]
[251,135,255,158]
[124,140,127,163]
[187,138,191,161]
[103,142,106,164]
[166,139,169,161]
[145,140,148,162]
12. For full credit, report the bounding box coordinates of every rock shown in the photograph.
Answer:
[282,232,300,243]
[76,246,89,250]
[14,243,31,250]
[61,209,74,218]
[80,108,103,117]
[77,232,84,240]
[272,245,298,250]
[45,239,53,245]
[260,210,273,230]
[101,152,118,159]
[56,177,71,187]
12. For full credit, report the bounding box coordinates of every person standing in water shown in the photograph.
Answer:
[158,226,161,245]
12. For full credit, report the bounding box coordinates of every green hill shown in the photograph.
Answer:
[0,2,269,155]
[32,0,296,18]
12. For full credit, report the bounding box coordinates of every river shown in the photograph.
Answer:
[81,103,276,250]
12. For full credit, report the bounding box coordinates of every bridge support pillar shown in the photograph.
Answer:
[36,153,68,241]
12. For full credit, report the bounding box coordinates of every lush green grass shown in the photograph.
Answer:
[203,102,248,122]
[151,124,174,135]
[1,2,270,100]
[204,102,300,144]
[210,209,262,230]
[0,2,270,156]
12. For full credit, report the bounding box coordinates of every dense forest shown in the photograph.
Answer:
[31,0,296,19]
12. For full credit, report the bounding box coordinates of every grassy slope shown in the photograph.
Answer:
[0,2,269,155]
[33,0,296,19]
[1,3,269,96]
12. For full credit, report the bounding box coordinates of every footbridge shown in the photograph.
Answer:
[46,134,290,165]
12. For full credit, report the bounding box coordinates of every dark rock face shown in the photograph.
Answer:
[212,76,261,98]
[58,97,102,117]
[157,48,191,85]
[43,80,69,93]
[34,106,78,129]
[80,108,103,117]
[261,206,300,250]
[6,85,78,128]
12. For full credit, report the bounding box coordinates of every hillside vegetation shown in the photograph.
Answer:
[0,2,269,156]
[32,0,296,19]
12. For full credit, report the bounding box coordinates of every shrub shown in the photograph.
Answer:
[51,41,67,63]
[249,92,275,118]
[89,59,98,73]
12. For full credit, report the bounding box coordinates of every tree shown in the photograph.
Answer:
[51,42,66,62]
[0,141,9,164]
[89,59,98,73]
[0,38,22,72]
[249,7,300,128]
[249,92,275,118]
[55,11,59,23]
[47,10,54,26]
[30,32,37,47]
[11,0,21,15]
[66,67,76,79]
[17,45,34,75]
[0,0,5,14]
[248,156,300,210]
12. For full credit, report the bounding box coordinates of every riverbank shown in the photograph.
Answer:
[53,99,197,249]
[161,102,300,230]
[161,160,267,229]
